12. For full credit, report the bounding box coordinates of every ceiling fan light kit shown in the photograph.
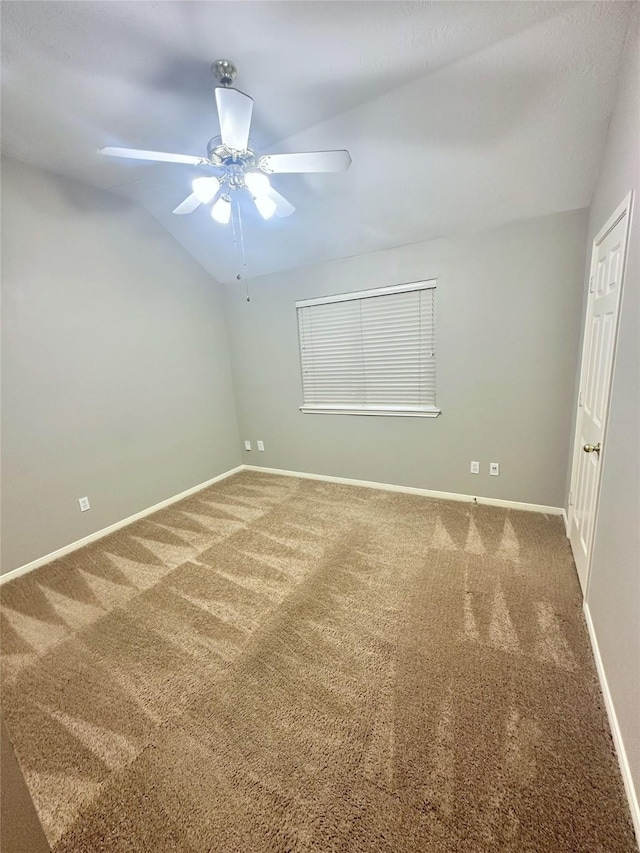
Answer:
[254,194,277,220]
[211,194,232,224]
[98,59,352,225]
[244,170,271,198]
[192,176,220,203]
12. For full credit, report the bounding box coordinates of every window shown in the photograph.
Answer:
[296,280,439,417]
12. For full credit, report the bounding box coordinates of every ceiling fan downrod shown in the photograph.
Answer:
[212,59,237,87]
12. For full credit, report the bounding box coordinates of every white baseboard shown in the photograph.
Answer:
[561,508,570,536]
[242,465,564,516]
[0,466,244,586]
[0,463,564,586]
[584,602,640,844]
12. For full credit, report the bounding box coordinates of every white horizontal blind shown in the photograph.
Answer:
[297,282,438,416]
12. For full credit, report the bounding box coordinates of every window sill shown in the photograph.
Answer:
[300,405,441,418]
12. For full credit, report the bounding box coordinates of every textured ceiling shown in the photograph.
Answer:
[1,1,633,282]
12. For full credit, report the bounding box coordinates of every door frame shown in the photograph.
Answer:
[567,191,633,599]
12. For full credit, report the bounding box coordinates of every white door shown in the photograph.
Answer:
[569,193,632,594]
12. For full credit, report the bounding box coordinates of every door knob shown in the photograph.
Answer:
[583,442,601,454]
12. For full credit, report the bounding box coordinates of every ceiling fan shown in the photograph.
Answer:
[99,59,352,224]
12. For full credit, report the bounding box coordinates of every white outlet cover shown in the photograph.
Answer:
[244,440,251,451]
[470,461,480,474]
[257,440,265,452]
[490,463,500,476]
[78,496,90,511]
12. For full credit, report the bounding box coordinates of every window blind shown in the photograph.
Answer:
[296,281,439,417]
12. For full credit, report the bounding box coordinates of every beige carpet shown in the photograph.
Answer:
[1,471,636,852]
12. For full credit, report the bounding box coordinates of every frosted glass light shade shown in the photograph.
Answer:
[192,176,220,203]
[254,194,276,220]
[211,195,231,224]
[245,171,271,197]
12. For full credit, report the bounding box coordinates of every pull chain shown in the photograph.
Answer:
[231,195,250,301]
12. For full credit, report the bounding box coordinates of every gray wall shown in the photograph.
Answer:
[1,158,241,575]
[225,209,588,508]
[578,6,639,808]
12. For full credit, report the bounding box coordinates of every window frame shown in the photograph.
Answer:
[296,279,440,418]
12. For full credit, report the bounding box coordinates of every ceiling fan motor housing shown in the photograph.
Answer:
[206,138,258,193]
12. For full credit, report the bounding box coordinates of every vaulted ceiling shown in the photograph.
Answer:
[1,1,633,282]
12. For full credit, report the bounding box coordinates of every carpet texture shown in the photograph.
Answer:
[0,471,636,852]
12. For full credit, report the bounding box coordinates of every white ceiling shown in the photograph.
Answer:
[1,1,633,282]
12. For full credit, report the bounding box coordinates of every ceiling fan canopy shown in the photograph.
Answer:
[99,59,352,223]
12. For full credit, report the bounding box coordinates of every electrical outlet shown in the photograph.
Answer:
[489,462,500,476]
[78,496,90,512]
[244,440,251,451]
[257,440,265,452]
[470,461,480,474]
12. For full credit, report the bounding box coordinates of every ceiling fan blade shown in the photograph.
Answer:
[99,147,208,165]
[215,88,253,152]
[172,193,202,215]
[258,150,352,174]
[268,188,296,218]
